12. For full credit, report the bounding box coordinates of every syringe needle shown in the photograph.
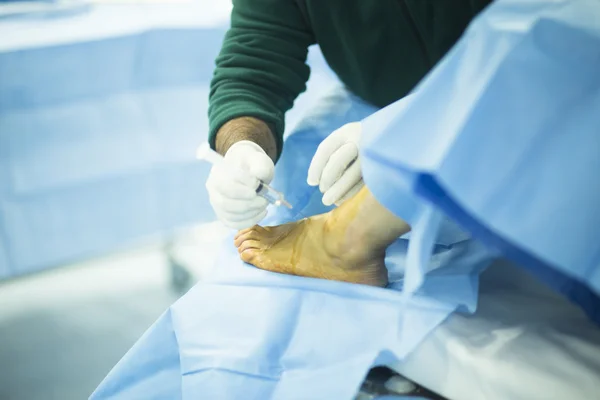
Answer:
[280,198,293,209]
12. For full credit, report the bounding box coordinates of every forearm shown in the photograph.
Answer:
[208,0,314,162]
[215,116,278,163]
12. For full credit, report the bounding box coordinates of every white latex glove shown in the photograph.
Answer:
[307,122,364,206]
[206,140,274,229]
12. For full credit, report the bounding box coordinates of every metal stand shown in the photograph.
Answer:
[356,367,447,399]
[163,240,193,295]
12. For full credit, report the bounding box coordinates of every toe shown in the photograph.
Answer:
[240,248,259,265]
[237,239,262,253]
[233,229,263,247]
[240,250,283,276]
[234,226,256,240]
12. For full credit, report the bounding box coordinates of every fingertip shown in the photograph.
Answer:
[321,190,336,206]
[322,197,334,207]
[319,180,332,194]
[333,179,364,206]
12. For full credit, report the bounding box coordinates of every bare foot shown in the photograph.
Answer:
[233,214,389,287]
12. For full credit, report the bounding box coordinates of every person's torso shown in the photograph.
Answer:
[297,0,492,107]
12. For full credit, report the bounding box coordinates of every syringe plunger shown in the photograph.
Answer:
[196,142,224,165]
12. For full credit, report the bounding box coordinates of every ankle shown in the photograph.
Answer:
[321,209,386,263]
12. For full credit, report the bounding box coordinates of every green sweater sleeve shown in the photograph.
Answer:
[208,0,315,157]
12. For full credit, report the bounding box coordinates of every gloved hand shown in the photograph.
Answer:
[206,140,275,229]
[307,122,364,206]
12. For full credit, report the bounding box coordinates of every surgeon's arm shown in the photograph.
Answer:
[209,0,315,162]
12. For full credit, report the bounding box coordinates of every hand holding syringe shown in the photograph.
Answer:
[196,142,293,210]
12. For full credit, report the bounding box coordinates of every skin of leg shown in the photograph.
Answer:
[234,186,410,286]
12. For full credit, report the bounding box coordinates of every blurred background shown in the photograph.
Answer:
[0,1,337,398]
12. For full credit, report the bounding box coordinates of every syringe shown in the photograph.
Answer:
[196,142,293,209]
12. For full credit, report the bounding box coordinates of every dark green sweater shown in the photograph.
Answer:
[209,0,491,156]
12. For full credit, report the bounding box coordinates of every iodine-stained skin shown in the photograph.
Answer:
[234,186,410,287]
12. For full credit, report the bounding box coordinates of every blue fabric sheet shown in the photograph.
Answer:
[0,5,227,278]
[361,0,600,322]
[91,85,493,399]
